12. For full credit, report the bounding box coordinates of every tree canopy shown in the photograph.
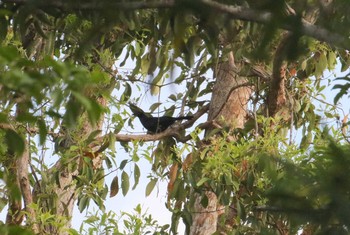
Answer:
[0,0,350,234]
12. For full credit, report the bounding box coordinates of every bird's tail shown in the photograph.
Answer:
[175,116,193,120]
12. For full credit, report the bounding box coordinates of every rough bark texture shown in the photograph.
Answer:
[190,51,253,235]
[267,33,294,121]
[17,139,39,233]
[207,53,251,130]
[6,100,39,232]
[6,163,23,225]
[190,191,224,235]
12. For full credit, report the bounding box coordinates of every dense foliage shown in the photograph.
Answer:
[0,0,349,234]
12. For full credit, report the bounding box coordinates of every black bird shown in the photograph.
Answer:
[130,104,193,133]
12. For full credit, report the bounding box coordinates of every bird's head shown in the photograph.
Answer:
[129,103,146,117]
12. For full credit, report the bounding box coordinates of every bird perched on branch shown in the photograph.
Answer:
[129,103,193,134]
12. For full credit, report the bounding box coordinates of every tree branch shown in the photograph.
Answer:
[4,0,347,48]
[95,104,210,148]
[2,0,174,10]
[199,0,349,49]
[268,33,291,117]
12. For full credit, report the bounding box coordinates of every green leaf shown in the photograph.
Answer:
[145,178,157,196]
[196,177,210,187]
[150,71,164,96]
[78,196,89,212]
[121,171,130,196]
[200,148,209,160]
[324,112,334,118]
[5,129,25,155]
[121,83,132,102]
[294,101,301,112]
[140,54,151,75]
[64,99,81,126]
[37,119,47,145]
[119,159,128,170]
[132,164,140,190]
[72,91,91,109]
[0,16,8,43]
[184,37,195,67]
[85,130,102,145]
[236,200,246,220]
[301,60,307,71]
[110,175,119,198]
[0,46,20,62]
[35,10,52,26]
[134,41,141,56]
[33,19,48,39]
[169,94,177,101]
[300,131,312,149]
[315,52,327,78]
[119,48,130,67]
[108,132,116,153]
[149,102,162,112]
[6,226,34,235]
[221,191,230,206]
[68,228,80,235]
[319,52,328,70]
[87,100,103,126]
[200,194,208,207]
[333,81,350,104]
[327,51,337,70]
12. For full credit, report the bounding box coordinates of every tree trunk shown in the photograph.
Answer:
[190,52,253,234]
[5,100,39,233]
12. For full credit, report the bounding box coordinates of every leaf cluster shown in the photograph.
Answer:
[0,0,350,234]
[265,140,350,234]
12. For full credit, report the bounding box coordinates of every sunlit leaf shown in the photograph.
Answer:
[121,171,130,196]
[301,60,307,71]
[327,51,337,70]
[145,178,157,197]
[132,164,140,190]
[150,71,164,96]
[140,54,150,75]
[196,177,210,187]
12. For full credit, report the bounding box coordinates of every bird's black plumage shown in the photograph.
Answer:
[130,104,193,133]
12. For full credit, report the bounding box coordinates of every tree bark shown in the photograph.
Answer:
[208,52,251,130]
[190,51,253,234]
[6,100,39,232]
[17,138,39,233]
